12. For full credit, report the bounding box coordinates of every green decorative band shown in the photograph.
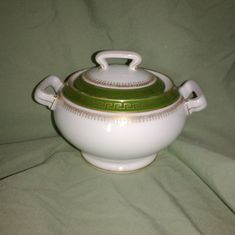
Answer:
[62,77,180,112]
[73,75,166,99]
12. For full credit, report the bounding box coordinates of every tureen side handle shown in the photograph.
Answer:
[33,75,63,110]
[179,80,207,115]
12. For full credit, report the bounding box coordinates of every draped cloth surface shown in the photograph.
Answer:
[0,1,235,234]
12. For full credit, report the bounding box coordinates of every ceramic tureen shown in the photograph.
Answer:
[34,50,207,172]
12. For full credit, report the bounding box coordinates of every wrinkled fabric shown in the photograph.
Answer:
[0,0,235,234]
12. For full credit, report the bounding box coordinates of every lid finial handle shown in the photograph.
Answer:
[95,50,142,70]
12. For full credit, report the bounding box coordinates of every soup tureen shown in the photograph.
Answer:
[33,50,207,172]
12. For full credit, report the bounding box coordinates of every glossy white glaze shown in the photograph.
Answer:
[95,50,142,70]
[52,96,187,171]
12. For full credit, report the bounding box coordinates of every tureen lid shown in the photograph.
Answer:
[62,51,180,112]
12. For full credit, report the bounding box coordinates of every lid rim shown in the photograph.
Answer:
[60,92,183,114]
[62,85,180,112]
[63,67,180,112]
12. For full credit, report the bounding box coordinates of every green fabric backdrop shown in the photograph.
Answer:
[0,0,235,234]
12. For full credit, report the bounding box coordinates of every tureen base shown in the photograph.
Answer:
[82,152,157,172]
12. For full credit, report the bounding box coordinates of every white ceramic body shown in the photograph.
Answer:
[52,95,187,171]
[33,51,207,172]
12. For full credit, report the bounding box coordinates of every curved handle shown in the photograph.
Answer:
[95,50,142,70]
[33,75,63,110]
[179,80,207,115]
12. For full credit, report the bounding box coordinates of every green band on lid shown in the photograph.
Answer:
[62,76,180,112]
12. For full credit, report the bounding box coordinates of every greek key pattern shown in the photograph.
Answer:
[83,73,156,88]
[60,98,184,123]
[88,100,144,111]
